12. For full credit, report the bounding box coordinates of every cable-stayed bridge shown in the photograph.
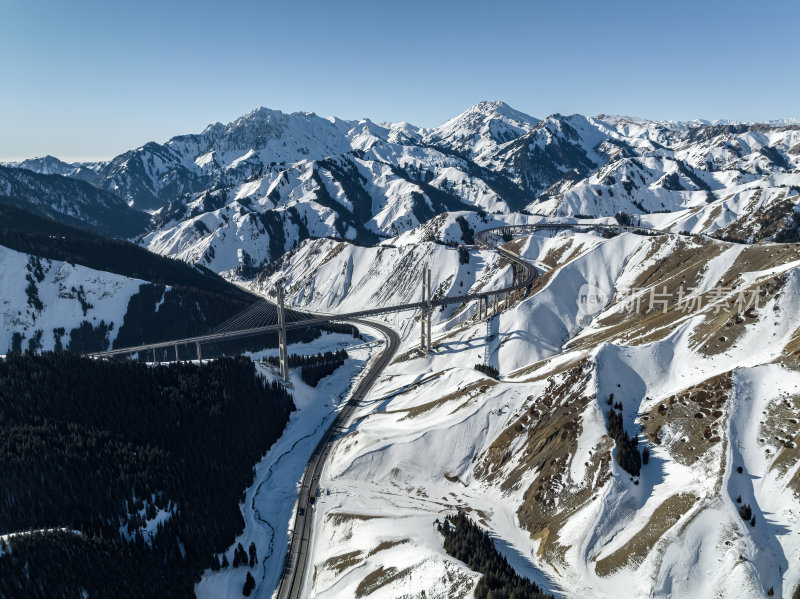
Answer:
[88,220,661,599]
[89,222,647,378]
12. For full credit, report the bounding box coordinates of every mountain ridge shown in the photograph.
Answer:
[6,101,799,277]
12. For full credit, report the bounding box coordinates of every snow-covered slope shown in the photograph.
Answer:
[73,108,354,210]
[249,223,800,599]
[0,224,251,355]
[423,100,540,159]
[0,164,149,238]
[0,244,145,353]
[11,102,797,270]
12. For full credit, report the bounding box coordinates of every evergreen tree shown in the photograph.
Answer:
[248,542,257,567]
[474,363,499,378]
[234,548,241,568]
[438,512,553,599]
[739,504,752,521]
[605,407,641,476]
[243,571,256,596]
[0,353,294,597]
[267,349,349,387]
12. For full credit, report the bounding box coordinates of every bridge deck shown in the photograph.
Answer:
[89,223,652,359]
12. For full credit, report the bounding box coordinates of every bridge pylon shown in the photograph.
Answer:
[420,267,432,353]
[277,281,289,382]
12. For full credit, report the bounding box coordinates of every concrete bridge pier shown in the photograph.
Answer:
[277,281,289,382]
[196,342,202,362]
[175,345,179,362]
[420,267,432,353]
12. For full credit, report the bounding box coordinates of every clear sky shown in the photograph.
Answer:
[2,0,798,162]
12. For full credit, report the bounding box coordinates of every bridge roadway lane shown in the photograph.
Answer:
[273,318,400,599]
[88,223,547,359]
[90,222,673,360]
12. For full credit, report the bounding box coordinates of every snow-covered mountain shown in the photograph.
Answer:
[423,100,540,159]
[8,102,799,275]
[71,108,355,211]
[134,105,798,274]
[0,164,149,238]
[7,100,800,598]
[245,220,800,599]
[532,117,800,225]
[7,155,83,176]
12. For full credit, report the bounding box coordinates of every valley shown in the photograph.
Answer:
[1,100,799,598]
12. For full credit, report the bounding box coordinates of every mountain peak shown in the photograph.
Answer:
[425,100,539,157]
[15,155,78,176]
[460,100,538,123]
[472,99,509,111]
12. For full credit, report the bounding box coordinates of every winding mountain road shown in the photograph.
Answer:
[269,223,555,598]
[90,220,672,598]
[273,319,399,599]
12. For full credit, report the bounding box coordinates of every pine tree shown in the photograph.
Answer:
[739,504,752,521]
[233,542,246,567]
[243,571,256,596]
[248,542,257,568]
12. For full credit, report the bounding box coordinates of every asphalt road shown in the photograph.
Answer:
[273,318,400,599]
[270,223,554,598]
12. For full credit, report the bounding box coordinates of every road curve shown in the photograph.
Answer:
[273,318,400,599]
[270,224,559,598]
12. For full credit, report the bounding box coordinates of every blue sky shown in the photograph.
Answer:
[2,0,798,161]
